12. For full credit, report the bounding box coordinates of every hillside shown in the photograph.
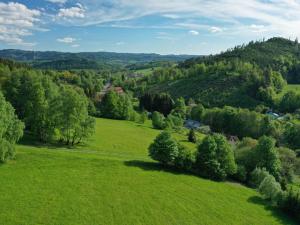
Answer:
[147,38,299,108]
[0,118,295,225]
[0,49,195,70]
[180,37,300,72]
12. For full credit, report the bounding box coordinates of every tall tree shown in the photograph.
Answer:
[57,86,95,145]
[195,134,237,180]
[0,92,24,162]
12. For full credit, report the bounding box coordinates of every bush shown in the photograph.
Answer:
[278,188,300,222]
[198,125,211,134]
[174,145,195,171]
[190,104,205,121]
[139,111,148,124]
[259,174,282,204]
[195,134,237,181]
[148,131,179,165]
[152,111,166,129]
[165,114,184,129]
[278,147,297,187]
[233,165,247,182]
[254,136,281,179]
[188,129,197,143]
[249,167,270,188]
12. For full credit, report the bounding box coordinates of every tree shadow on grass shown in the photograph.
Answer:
[18,133,86,150]
[124,160,194,176]
[247,196,297,225]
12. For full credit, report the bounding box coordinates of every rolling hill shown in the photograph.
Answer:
[0,118,296,225]
[0,49,196,70]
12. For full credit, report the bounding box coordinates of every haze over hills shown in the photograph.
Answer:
[0,49,197,70]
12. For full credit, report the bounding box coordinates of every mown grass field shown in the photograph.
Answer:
[0,118,296,225]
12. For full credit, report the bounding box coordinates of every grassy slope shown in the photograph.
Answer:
[0,118,296,225]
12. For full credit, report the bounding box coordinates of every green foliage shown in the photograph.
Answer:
[2,66,95,145]
[148,131,179,165]
[234,165,247,182]
[57,86,95,145]
[139,92,174,116]
[152,111,166,129]
[174,145,195,171]
[0,92,24,163]
[190,104,205,121]
[195,134,237,181]
[99,91,134,120]
[278,147,297,185]
[203,106,275,139]
[165,114,184,129]
[254,136,281,179]
[278,188,300,222]
[259,174,282,204]
[279,91,300,113]
[188,129,197,143]
[250,168,271,188]
[145,38,298,109]
[284,123,300,149]
[138,111,148,124]
[171,97,186,119]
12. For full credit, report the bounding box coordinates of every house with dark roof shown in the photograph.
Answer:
[184,119,201,129]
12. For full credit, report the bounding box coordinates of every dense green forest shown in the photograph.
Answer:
[123,38,300,109]
[0,49,194,70]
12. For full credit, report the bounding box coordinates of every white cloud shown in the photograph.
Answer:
[210,26,223,33]
[0,2,40,46]
[163,14,180,19]
[71,44,80,47]
[189,30,199,35]
[47,0,67,4]
[58,0,300,39]
[57,37,76,43]
[58,3,85,18]
[249,24,268,33]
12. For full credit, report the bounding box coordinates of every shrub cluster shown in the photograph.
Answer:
[148,132,236,181]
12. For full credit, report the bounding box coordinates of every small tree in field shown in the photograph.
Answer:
[188,129,197,143]
[149,131,179,165]
[195,134,237,180]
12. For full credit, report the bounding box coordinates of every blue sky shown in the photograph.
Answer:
[1,0,300,55]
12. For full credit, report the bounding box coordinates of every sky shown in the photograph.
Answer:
[1,0,300,55]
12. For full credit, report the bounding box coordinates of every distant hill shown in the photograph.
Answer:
[0,49,196,70]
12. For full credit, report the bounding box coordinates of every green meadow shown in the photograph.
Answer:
[0,118,296,225]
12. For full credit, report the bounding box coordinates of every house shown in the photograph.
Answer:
[266,110,280,119]
[227,135,239,144]
[114,87,124,94]
[184,119,201,130]
[95,85,124,102]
